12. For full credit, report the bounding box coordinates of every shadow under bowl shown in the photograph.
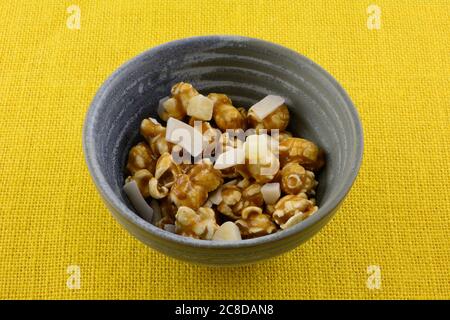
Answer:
[83,35,363,265]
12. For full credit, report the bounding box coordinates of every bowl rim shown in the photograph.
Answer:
[83,35,364,249]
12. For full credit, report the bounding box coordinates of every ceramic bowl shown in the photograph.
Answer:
[83,36,363,265]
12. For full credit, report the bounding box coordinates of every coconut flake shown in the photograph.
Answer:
[261,183,281,205]
[212,222,242,241]
[209,188,223,205]
[249,95,285,120]
[186,94,214,120]
[123,180,153,222]
[214,147,245,170]
[149,117,160,125]
[150,199,162,224]
[166,117,205,157]
[243,134,272,165]
[224,179,238,186]
[157,96,169,118]
[204,200,213,208]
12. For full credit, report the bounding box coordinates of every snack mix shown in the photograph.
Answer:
[124,82,325,241]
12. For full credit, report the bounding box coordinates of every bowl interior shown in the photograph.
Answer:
[85,36,362,244]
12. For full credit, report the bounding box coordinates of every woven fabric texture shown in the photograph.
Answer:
[0,0,449,299]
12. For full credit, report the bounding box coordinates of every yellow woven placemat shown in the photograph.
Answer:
[0,0,449,299]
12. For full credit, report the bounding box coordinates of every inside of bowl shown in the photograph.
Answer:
[88,37,360,215]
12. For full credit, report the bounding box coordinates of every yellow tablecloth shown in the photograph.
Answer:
[1,0,449,299]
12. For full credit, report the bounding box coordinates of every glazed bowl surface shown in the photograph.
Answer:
[83,35,363,265]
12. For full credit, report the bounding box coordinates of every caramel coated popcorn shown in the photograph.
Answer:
[175,206,218,240]
[124,82,325,240]
[272,193,318,229]
[235,206,277,238]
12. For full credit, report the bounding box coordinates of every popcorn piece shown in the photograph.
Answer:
[221,185,242,206]
[123,180,153,222]
[169,174,208,210]
[158,97,186,121]
[148,177,169,199]
[166,117,205,157]
[248,95,285,121]
[261,183,281,205]
[209,93,246,131]
[212,222,242,241]
[154,152,181,188]
[235,206,277,238]
[217,183,264,220]
[175,206,219,240]
[244,134,280,183]
[126,142,157,175]
[186,94,214,121]
[155,197,177,228]
[125,169,153,198]
[246,151,280,184]
[188,160,223,192]
[281,162,318,195]
[279,137,324,171]
[171,82,199,111]
[272,194,318,229]
[140,118,172,156]
[244,134,273,165]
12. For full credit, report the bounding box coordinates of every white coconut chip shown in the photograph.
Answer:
[213,147,245,170]
[166,117,205,157]
[208,188,223,205]
[150,199,162,225]
[123,180,153,222]
[212,222,242,241]
[261,183,281,205]
[249,95,285,121]
[186,94,214,121]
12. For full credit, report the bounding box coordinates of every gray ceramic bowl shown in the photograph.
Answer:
[83,36,363,265]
